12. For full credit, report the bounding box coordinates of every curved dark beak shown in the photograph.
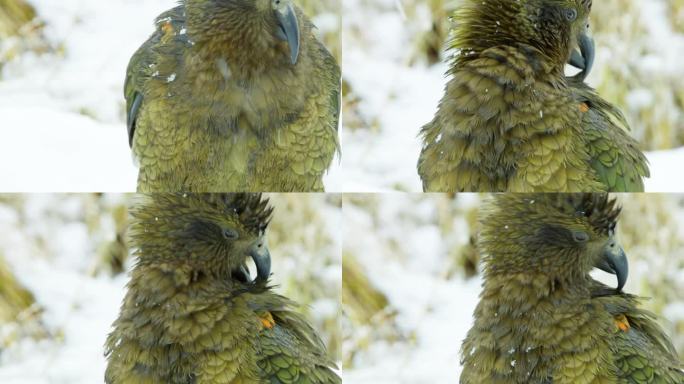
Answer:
[275,3,300,65]
[249,237,271,283]
[595,239,628,291]
[568,31,595,82]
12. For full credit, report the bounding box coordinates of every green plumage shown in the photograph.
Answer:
[418,0,649,192]
[127,0,340,192]
[461,194,683,383]
[569,79,649,192]
[104,194,340,384]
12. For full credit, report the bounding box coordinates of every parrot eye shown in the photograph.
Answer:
[564,8,578,21]
[222,228,239,240]
[572,230,589,243]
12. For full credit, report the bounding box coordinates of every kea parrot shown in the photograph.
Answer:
[460,193,683,383]
[104,193,341,384]
[418,0,649,192]
[126,0,341,192]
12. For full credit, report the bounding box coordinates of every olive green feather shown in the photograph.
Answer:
[126,1,340,192]
[460,194,682,383]
[418,0,649,192]
[104,193,340,384]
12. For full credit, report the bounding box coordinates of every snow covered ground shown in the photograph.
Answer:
[344,275,481,384]
[342,194,480,383]
[0,195,129,383]
[341,0,684,192]
[0,0,341,192]
[0,0,173,192]
[0,194,341,383]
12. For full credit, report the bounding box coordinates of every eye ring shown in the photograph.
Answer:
[565,8,578,21]
[223,229,239,240]
[572,230,589,243]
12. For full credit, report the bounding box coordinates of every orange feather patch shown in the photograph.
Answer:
[614,314,630,332]
[259,312,276,329]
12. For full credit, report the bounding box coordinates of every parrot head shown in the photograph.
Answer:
[452,0,595,80]
[564,0,595,81]
[130,193,274,285]
[480,193,628,291]
[185,0,301,65]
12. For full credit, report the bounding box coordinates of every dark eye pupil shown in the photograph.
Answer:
[223,229,238,240]
[566,9,578,21]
